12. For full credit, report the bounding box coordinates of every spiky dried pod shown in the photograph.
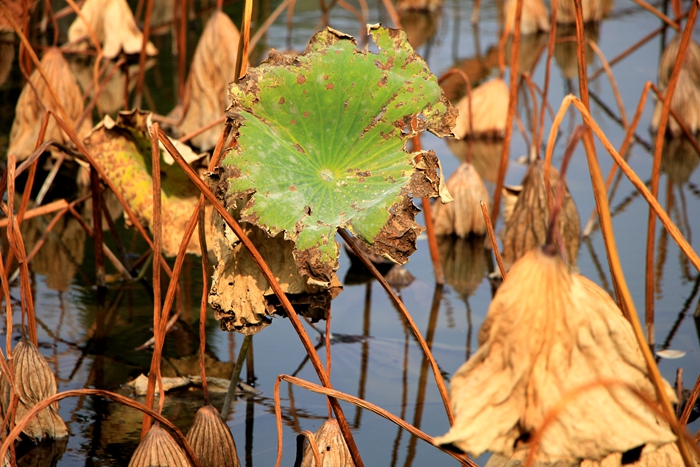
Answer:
[503,0,550,35]
[452,79,510,138]
[301,419,354,467]
[438,236,488,298]
[433,163,489,237]
[128,424,190,467]
[67,0,157,58]
[434,247,677,462]
[8,47,91,161]
[501,161,580,272]
[173,11,239,150]
[651,35,700,136]
[186,405,240,467]
[1,340,69,440]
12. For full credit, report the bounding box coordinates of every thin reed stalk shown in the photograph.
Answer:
[481,201,506,278]
[198,200,210,404]
[134,0,155,108]
[155,128,365,467]
[646,3,698,351]
[91,167,106,287]
[491,0,523,226]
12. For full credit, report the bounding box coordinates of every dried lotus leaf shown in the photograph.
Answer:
[186,405,240,467]
[128,424,190,467]
[650,36,700,136]
[301,419,354,467]
[434,248,676,462]
[582,441,690,467]
[9,47,91,161]
[172,11,239,150]
[433,162,489,237]
[67,0,157,58]
[208,213,342,335]
[452,79,510,138]
[502,161,580,272]
[503,0,550,35]
[6,340,68,440]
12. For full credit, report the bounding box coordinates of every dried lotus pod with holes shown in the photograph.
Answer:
[128,424,189,467]
[434,247,677,462]
[503,0,550,35]
[433,162,489,237]
[67,0,157,58]
[171,11,239,150]
[9,47,91,161]
[186,405,241,467]
[451,79,510,138]
[650,35,700,137]
[301,419,354,467]
[0,340,68,440]
[501,161,580,272]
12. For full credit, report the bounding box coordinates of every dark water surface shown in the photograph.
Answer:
[1,0,700,465]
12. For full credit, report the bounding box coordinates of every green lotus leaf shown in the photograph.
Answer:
[221,25,457,285]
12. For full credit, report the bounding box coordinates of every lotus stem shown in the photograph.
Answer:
[481,201,507,278]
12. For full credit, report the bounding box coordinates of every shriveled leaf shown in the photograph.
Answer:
[186,405,241,467]
[220,25,456,286]
[83,110,209,256]
[434,248,676,462]
[128,424,189,467]
[502,161,580,272]
[208,213,342,335]
[172,11,239,150]
[67,0,157,58]
[0,340,68,440]
[9,47,91,160]
[433,162,489,237]
[582,442,688,467]
[126,374,192,395]
[301,419,354,467]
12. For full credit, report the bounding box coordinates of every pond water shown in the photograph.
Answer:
[1,0,700,465]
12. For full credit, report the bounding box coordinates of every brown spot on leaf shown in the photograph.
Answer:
[297,74,306,84]
[294,143,305,153]
[303,111,309,118]
[324,75,329,80]
[357,171,371,177]
[326,83,334,90]
[378,75,388,87]
[291,119,297,125]
[279,97,285,104]
[290,185,297,191]
[358,178,365,183]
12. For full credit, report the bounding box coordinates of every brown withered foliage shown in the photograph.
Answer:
[446,138,503,184]
[8,47,91,160]
[503,0,550,35]
[651,35,700,136]
[556,0,614,23]
[67,0,157,58]
[186,405,240,467]
[172,11,239,150]
[128,424,190,467]
[501,161,580,271]
[301,419,354,467]
[1,340,68,441]
[433,162,489,237]
[434,247,676,463]
[452,79,510,138]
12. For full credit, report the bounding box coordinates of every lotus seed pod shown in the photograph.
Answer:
[128,424,190,467]
[301,419,354,467]
[186,405,240,467]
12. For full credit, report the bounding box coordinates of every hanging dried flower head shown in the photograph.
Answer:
[452,78,510,138]
[172,11,239,151]
[301,419,354,467]
[434,247,677,463]
[128,424,189,467]
[651,35,700,137]
[186,405,240,467]
[503,0,550,35]
[8,47,91,161]
[67,0,158,58]
[433,162,489,237]
[0,340,68,440]
[501,160,580,272]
